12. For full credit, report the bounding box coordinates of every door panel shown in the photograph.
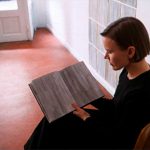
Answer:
[2,16,21,34]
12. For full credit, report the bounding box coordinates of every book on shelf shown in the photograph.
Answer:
[29,61,104,123]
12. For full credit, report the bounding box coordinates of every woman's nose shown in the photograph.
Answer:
[104,53,108,59]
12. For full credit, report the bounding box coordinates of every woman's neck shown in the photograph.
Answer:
[126,59,150,80]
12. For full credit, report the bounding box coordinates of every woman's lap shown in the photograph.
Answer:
[24,112,89,149]
[24,99,104,149]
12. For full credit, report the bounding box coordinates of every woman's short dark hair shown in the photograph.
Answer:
[100,17,150,62]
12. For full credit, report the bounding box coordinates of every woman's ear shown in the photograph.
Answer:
[127,46,135,59]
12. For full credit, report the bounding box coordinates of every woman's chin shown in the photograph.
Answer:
[111,65,120,71]
[112,66,123,71]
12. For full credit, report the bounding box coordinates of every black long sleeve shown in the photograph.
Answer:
[24,69,150,150]
[84,69,150,149]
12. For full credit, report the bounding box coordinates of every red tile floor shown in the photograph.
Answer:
[0,28,111,150]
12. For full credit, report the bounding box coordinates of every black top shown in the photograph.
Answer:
[86,68,150,149]
[24,68,150,150]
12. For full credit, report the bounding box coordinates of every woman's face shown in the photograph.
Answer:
[103,37,130,70]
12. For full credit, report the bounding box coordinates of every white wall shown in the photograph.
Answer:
[25,0,34,39]
[137,0,150,63]
[33,0,150,65]
[33,0,150,95]
[46,0,89,64]
[32,0,46,28]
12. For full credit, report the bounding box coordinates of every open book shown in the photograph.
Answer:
[29,61,104,123]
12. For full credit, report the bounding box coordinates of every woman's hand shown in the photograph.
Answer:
[72,103,91,121]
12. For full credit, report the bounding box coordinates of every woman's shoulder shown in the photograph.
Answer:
[120,68,150,83]
[143,70,150,85]
[137,69,150,83]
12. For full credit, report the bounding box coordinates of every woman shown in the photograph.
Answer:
[24,17,150,149]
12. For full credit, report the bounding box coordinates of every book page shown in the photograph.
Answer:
[30,72,76,123]
[60,61,104,107]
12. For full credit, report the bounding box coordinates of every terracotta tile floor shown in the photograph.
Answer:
[0,28,111,150]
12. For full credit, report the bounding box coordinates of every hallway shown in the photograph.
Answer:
[0,28,110,150]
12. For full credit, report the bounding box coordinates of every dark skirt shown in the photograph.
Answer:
[24,98,114,150]
[24,111,103,150]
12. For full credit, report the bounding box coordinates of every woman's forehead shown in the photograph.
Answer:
[103,37,117,46]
